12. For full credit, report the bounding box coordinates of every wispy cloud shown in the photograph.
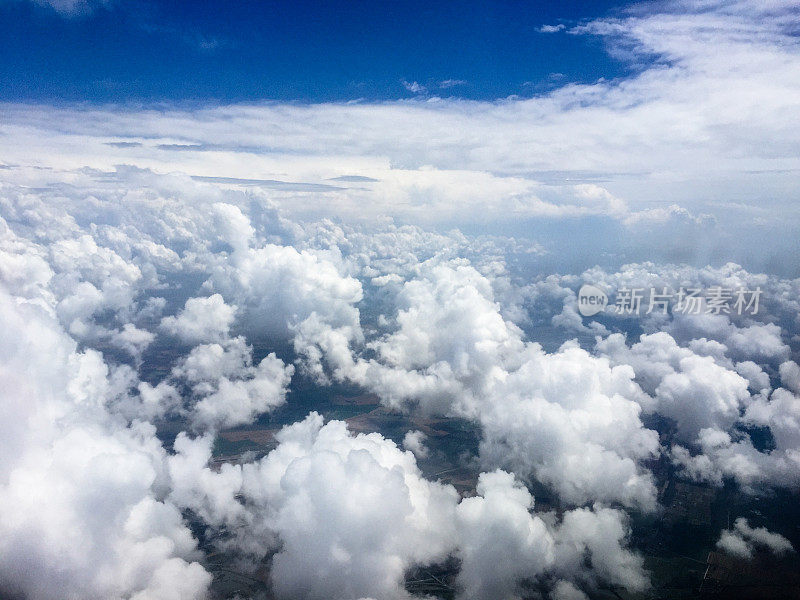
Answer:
[439,79,467,88]
[30,0,114,17]
[401,79,427,94]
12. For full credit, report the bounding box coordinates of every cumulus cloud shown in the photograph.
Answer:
[206,205,363,344]
[0,288,212,600]
[110,322,156,359]
[454,470,554,599]
[2,160,798,596]
[780,360,800,395]
[169,413,460,599]
[476,342,659,510]
[552,505,649,593]
[167,336,294,430]
[297,259,660,510]
[403,429,430,459]
[597,332,751,440]
[189,348,292,431]
[716,518,794,559]
[160,294,237,344]
[168,417,648,600]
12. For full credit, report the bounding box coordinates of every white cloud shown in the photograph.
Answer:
[168,417,648,600]
[170,413,461,599]
[439,79,467,88]
[598,332,751,440]
[780,360,800,395]
[401,80,427,94]
[160,293,237,344]
[717,518,794,559]
[109,322,156,359]
[3,164,798,595]
[207,207,363,342]
[167,337,294,431]
[552,505,649,593]
[552,580,588,600]
[0,288,212,600]
[454,470,554,600]
[402,429,429,459]
[299,259,660,510]
[192,351,292,430]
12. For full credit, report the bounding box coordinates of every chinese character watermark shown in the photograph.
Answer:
[577,285,762,317]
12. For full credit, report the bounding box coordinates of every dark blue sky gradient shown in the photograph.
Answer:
[0,0,634,102]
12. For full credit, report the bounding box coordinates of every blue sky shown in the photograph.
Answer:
[1,0,631,101]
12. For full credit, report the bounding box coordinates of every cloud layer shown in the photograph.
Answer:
[2,1,800,599]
